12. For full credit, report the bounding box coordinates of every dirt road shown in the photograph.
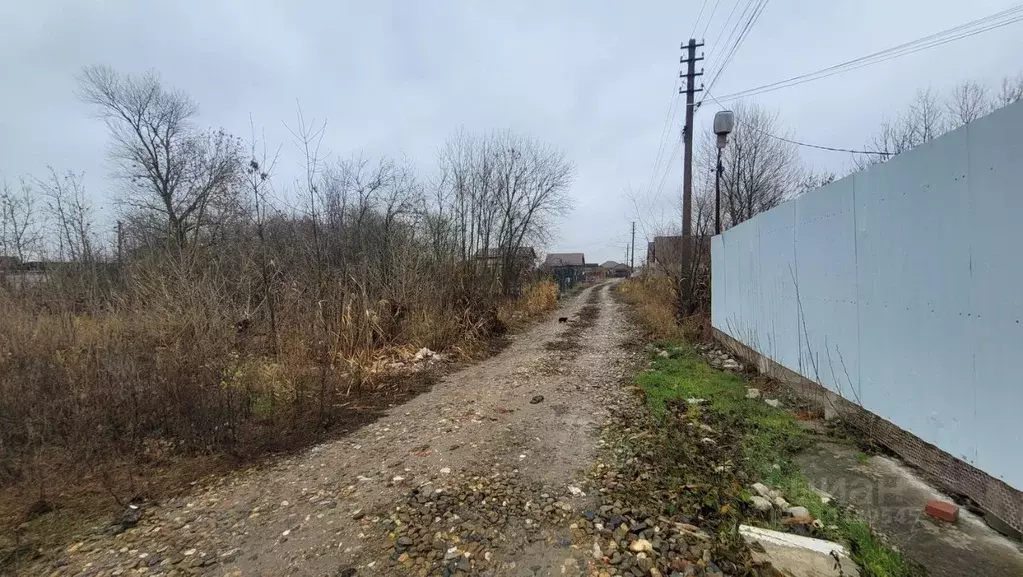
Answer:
[37,281,641,577]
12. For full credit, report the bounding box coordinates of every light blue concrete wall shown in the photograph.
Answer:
[711,100,1023,492]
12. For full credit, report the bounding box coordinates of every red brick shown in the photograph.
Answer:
[925,500,959,523]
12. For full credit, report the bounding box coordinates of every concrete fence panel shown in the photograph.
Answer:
[712,101,1023,513]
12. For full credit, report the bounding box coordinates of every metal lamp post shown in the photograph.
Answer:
[713,110,734,235]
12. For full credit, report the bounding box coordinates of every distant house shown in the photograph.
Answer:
[474,246,538,294]
[475,246,537,268]
[645,235,710,276]
[0,256,21,271]
[599,260,631,278]
[543,252,586,290]
[546,252,585,268]
[611,263,633,278]
[583,263,605,281]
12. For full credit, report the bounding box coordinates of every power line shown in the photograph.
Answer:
[652,128,686,198]
[689,0,710,40]
[705,1,769,94]
[704,0,746,66]
[715,4,1023,102]
[758,130,889,156]
[699,0,770,110]
[704,0,755,76]
[703,89,887,156]
[646,0,716,198]
[645,79,682,196]
[701,0,724,38]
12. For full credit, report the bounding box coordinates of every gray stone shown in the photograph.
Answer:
[765,399,781,408]
[752,482,771,499]
[746,388,761,399]
[750,496,773,513]
[784,506,811,518]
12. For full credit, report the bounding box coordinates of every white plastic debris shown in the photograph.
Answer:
[414,347,437,361]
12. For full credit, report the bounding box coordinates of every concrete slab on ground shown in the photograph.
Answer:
[796,442,1023,577]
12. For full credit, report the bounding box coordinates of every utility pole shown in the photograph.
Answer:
[630,221,635,272]
[679,38,704,309]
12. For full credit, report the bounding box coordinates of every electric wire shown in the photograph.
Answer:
[715,5,1023,102]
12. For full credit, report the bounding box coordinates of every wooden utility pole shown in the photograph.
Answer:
[679,38,704,309]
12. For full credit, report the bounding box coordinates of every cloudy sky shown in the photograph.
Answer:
[2,0,1021,263]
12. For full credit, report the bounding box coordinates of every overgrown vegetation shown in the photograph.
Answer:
[0,66,572,537]
[616,277,709,341]
[634,344,920,577]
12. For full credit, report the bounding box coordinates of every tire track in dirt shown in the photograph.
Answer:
[27,281,643,577]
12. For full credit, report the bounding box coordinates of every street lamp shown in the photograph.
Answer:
[713,110,734,235]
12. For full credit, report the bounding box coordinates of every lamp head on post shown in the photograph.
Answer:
[714,110,734,149]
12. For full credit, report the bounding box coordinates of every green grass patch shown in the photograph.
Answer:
[636,342,920,577]
[637,342,810,480]
[775,472,914,576]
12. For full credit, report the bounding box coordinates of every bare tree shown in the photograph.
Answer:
[908,88,944,143]
[77,66,241,248]
[437,130,573,295]
[946,80,991,128]
[703,100,802,229]
[0,179,43,263]
[36,168,96,263]
[285,105,328,279]
[796,170,836,196]
[997,73,1023,106]
[241,119,283,353]
[856,88,947,170]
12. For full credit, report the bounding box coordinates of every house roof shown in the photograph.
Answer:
[544,252,585,267]
[0,256,21,270]
[475,247,537,259]
[600,260,619,268]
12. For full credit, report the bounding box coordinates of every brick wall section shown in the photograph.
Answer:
[714,328,1023,535]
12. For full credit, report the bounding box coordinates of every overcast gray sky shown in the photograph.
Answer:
[2,0,1021,263]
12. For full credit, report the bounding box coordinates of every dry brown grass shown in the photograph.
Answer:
[616,277,711,342]
[497,280,559,325]
[0,267,560,557]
